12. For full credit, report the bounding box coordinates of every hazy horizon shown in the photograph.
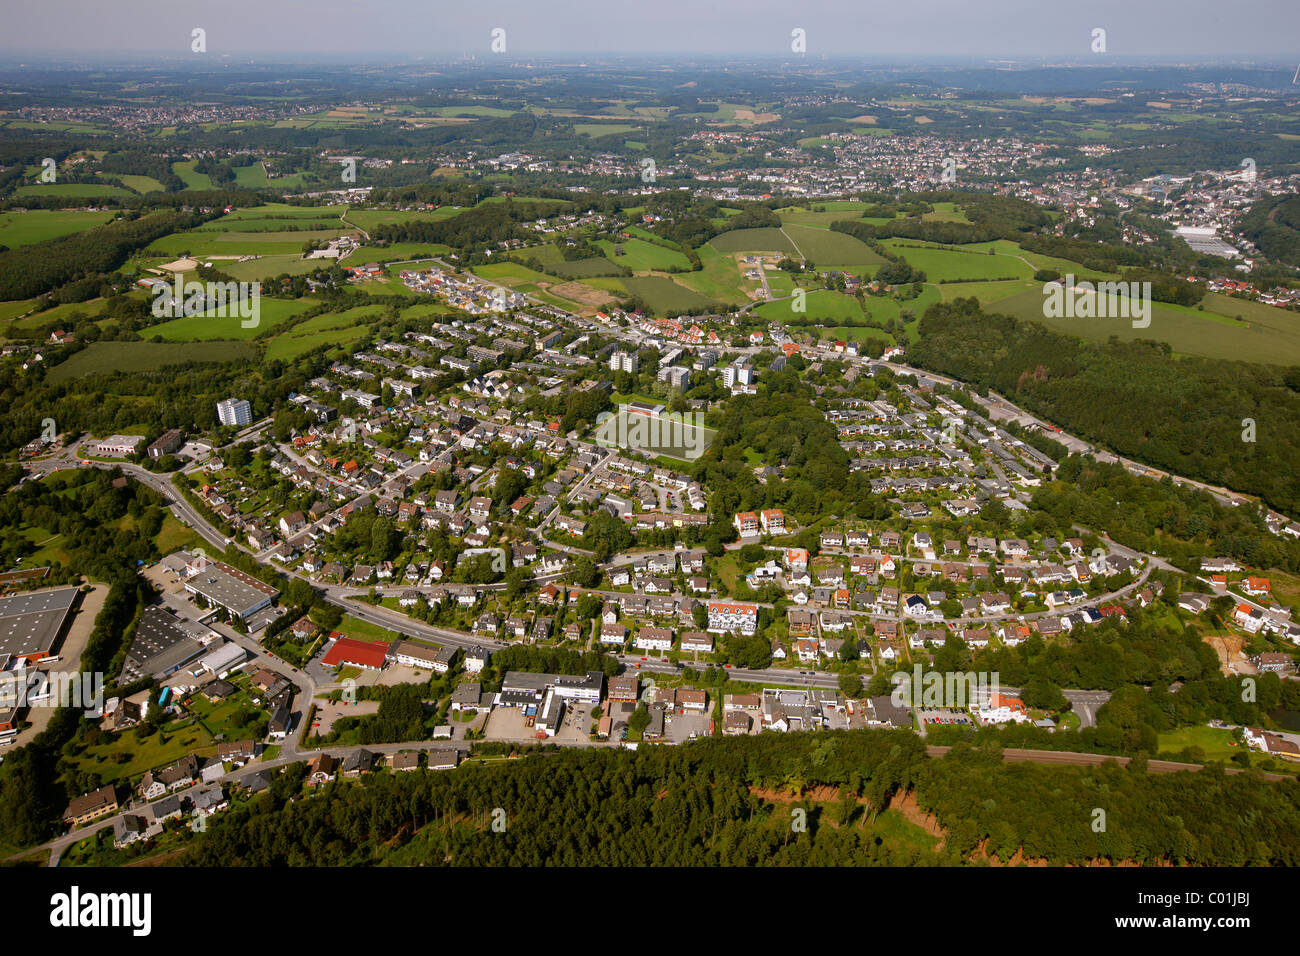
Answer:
[2,0,1298,60]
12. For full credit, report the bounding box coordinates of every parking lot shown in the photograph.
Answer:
[555,702,592,741]
[311,698,379,736]
[485,705,535,741]
[664,710,711,742]
[918,708,974,727]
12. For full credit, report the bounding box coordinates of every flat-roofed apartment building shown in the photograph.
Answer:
[0,586,81,668]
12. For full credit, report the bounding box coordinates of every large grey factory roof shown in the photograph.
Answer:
[0,586,80,662]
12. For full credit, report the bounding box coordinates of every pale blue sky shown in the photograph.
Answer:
[1,0,1298,59]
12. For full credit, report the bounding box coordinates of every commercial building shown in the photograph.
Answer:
[499,670,604,707]
[321,636,390,671]
[120,606,208,682]
[182,559,279,620]
[92,435,145,457]
[146,428,184,460]
[198,641,248,677]
[0,586,80,667]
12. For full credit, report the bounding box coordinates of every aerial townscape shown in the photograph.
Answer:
[1,3,1299,912]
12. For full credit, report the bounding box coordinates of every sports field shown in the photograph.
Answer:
[591,407,716,461]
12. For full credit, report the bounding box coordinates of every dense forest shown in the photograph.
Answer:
[170,731,1300,866]
[693,367,889,529]
[1033,456,1300,572]
[1238,193,1300,269]
[372,199,571,252]
[909,297,1300,516]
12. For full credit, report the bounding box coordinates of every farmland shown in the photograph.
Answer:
[986,285,1300,366]
[782,224,886,271]
[45,340,256,384]
[0,210,116,247]
[617,275,718,313]
[708,228,798,256]
[147,297,317,342]
[881,240,1035,282]
[597,236,691,272]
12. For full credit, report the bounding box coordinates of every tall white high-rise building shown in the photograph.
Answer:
[217,398,252,427]
[609,350,639,374]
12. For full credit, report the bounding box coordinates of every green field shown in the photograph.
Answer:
[115,174,167,194]
[265,326,371,361]
[574,123,643,138]
[591,407,716,461]
[783,223,886,271]
[708,228,798,256]
[232,163,271,189]
[988,285,1300,366]
[882,240,1035,282]
[754,289,865,324]
[598,237,691,272]
[46,340,256,384]
[1157,726,1241,761]
[219,255,324,283]
[340,243,448,265]
[923,201,973,224]
[777,205,872,229]
[553,258,624,279]
[0,298,39,323]
[344,207,462,231]
[5,297,110,330]
[172,160,212,190]
[149,227,346,258]
[147,297,316,341]
[675,243,751,304]
[425,105,516,119]
[15,183,132,198]
[617,275,718,314]
[937,278,1040,304]
[221,203,347,222]
[473,261,554,285]
[0,210,116,247]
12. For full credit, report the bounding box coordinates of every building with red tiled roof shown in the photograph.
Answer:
[321,635,389,671]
